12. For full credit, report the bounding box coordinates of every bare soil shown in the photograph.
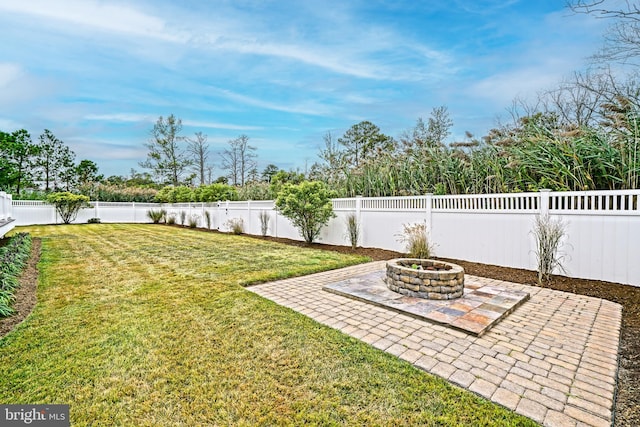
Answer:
[1,232,637,426]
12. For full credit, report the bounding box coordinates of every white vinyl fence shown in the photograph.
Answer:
[0,191,15,238]
[11,189,640,287]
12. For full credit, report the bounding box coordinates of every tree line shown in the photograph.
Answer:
[139,114,260,188]
[0,129,102,195]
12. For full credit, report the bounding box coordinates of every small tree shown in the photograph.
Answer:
[275,181,335,243]
[46,192,90,224]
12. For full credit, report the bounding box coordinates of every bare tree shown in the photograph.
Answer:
[539,71,607,127]
[504,95,544,126]
[187,132,210,186]
[220,135,257,186]
[502,70,626,130]
[569,0,640,65]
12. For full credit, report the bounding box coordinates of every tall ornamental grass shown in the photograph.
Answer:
[396,222,434,259]
[532,215,567,284]
[337,112,640,197]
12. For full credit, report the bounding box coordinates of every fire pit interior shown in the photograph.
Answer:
[385,258,464,300]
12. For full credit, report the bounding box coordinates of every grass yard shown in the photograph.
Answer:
[0,224,536,426]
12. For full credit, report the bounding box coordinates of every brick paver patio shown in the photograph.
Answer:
[248,261,622,427]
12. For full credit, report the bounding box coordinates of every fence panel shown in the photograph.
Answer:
[9,189,640,286]
[431,212,538,270]
[0,192,16,238]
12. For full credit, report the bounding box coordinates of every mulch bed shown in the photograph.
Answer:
[1,232,637,426]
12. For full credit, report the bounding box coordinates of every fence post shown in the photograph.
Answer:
[247,200,252,234]
[225,201,229,230]
[7,193,12,220]
[0,192,5,221]
[273,201,278,237]
[94,200,99,219]
[425,193,433,239]
[539,189,551,217]
[217,201,221,230]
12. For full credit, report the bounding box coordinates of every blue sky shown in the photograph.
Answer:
[0,0,607,178]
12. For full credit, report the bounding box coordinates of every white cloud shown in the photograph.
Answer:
[66,137,148,160]
[84,113,263,131]
[208,87,334,116]
[0,0,187,42]
[452,0,520,15]
[0,63,21,87]
[181,120,263,131]
[0,1,453,82]
[84,113,152,123]
[211,38,381,80]
[469,67,564,107]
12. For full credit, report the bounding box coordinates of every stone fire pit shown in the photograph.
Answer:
[385,258,464,300]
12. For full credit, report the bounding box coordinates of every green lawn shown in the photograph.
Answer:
[0,224,536,426]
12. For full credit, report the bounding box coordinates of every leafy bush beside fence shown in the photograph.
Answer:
[275,181,335,243]
[0,233,32,317]
[46,192,90,224]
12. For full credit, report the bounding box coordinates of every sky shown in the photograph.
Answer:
[0,0,609,179]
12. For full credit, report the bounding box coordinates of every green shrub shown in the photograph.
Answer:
[193,183,238,202]
[156,183,239,203]
[396,222,434,259]
[188,215,199,228]
[147,209,166,224]
[13,190,48,201]
[237,182,271,201]
[90,184,158,202]
[275,181,335,243]
[179,211,187,226]
[166,214,177,225]
[87,218,101,224]
[46,192,90,224]
[0,233,32,317]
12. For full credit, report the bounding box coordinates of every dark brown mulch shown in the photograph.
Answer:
[1,230,637,426]
[0,238,41,338]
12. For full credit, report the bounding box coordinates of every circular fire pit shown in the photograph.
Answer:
[385,258,464,300]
